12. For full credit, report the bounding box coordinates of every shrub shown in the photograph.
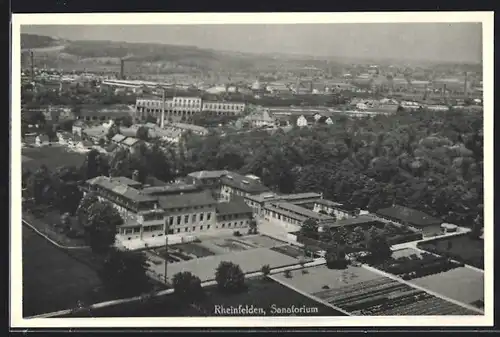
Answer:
[233,231,242,237]
[322,285,330,290]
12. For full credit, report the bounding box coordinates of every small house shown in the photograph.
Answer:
[35,134,50,146]
[296,115,308,127]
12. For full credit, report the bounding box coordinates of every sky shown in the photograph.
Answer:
[22,23,483,63]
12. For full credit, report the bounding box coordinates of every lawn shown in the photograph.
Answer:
[210,238,250,252]
[22,225,110,317]
[148,248,310,283]
[22,145,87,171]
[63,277,346,317]
[410,267,484,308]
[418,234,484,269]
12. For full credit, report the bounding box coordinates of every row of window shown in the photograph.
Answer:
[120,219,250,235]
[265,209,302,226]
[136,101,244,111]
[168,212,212,226]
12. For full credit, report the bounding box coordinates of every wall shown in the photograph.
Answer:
[164,205,217,234]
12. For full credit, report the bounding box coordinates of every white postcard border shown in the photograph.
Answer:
[10,11,494,328]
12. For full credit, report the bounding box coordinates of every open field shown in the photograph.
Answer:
[418,234,484,269]
[148,247,311,283]
[22,225,110,317]
[22,145,87,171]
[62,277,346,317]
[410,267,484,308]
[274,265,480,316]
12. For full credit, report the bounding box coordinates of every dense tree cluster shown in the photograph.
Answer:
[181,109,483,228]
[215,261,246,293]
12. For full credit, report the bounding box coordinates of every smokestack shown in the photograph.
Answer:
[30,50,34,83]
[160,88,165,129]
[120,59,124,80]
[464,72,468,97]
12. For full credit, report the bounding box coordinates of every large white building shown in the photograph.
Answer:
[135,96,246,125]
[82,175,254,243]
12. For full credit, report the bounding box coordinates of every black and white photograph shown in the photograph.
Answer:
[10,12,493,328]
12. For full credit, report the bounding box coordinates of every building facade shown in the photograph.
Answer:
[135,97,246,123]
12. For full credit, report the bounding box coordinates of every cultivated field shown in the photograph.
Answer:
[22,145,87,171]
[22,225,109,317]
[418,234,484,269]
[274,265,480,316]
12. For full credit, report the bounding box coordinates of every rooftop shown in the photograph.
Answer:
[375,205,442,227]
[273,202,334,222]
[188,170,229,180]
[216,199,253,216]
[171,123,209,134]
[122,137,140,147]
[325,214,383,229]
[143,183,201,196]
[86,176,157,203]
[111,134,127,143]
[220,172,270,194]
[111,176,142,188]
[158,190,216,210]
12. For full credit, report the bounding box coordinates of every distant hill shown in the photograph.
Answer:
[21,34,65,50]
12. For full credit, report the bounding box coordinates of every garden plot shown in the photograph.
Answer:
[171,242,217,258]
[149,247,307,283]
[274,265,480,316]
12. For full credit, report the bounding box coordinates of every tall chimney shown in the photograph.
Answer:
[160,88,165,129]
[464,72,468,97]
[30,50,34,83]
[120,59,125,80]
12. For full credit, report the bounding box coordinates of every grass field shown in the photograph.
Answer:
[22,225,110,317]
[62,277,346,317]
[271,245,305,258]
[22,145,87,171]
[410,267,484,308]
[418,234,484,269]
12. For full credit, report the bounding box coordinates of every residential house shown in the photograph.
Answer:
[121,137,143,154]
[296,115,308,127]
[23,133,37,146]
[72,121,88,137]
[111,134,127,145]
[244,109,276,128]
[35,134,49,146]
[76,140,94,151]
[82,125,108,143]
